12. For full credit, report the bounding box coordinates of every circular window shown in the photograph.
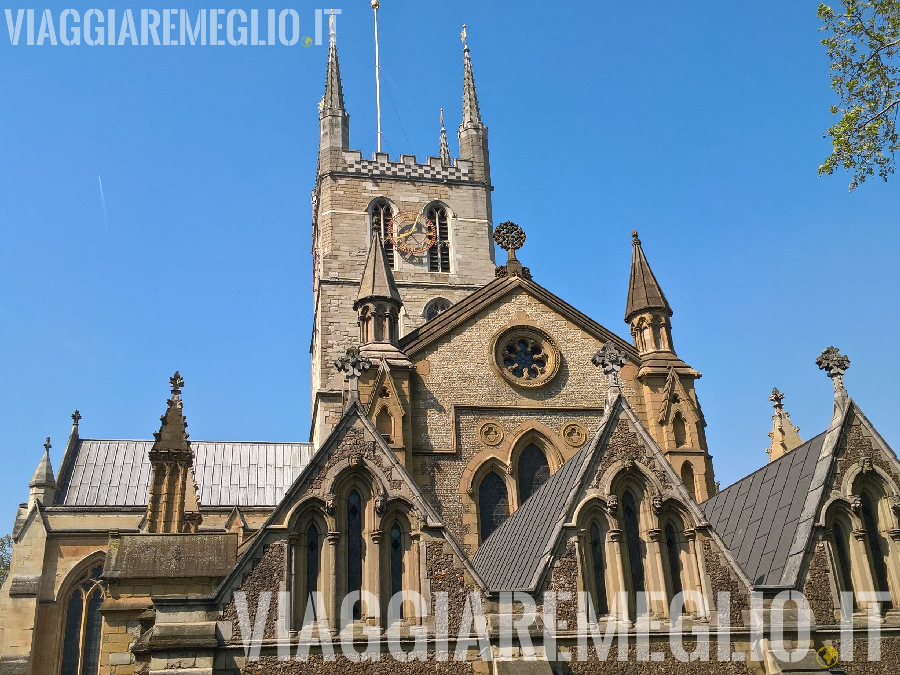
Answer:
[491,326,561,388]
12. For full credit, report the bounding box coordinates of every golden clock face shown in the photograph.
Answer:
[390,211,437,257]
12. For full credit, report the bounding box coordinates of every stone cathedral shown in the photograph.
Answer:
[2,22,900,675]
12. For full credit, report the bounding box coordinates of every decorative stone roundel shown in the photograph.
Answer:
[479,421,504,446]
[491,326,561,388]
[562,423,587,447]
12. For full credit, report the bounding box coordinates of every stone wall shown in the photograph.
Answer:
[804,541,835,625]
[222,541,287,641]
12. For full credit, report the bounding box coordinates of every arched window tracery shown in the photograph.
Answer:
[478,471,509,543]
[517,442,550,505]
[425,203,450,273]
[60,564,105,675]
[370,198,395,268]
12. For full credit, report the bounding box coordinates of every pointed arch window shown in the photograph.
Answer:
[681,462,696,501]
[832,520,857,611]
[60,564,104,675]
[589,522,609,616]
[478,471,509,543]
[861,491,893,610]
[424,297,452,322]
[305,523,320,621]
[370,199,394,268]
[347,490,364,620]
[376,408,394,443]
[425,203,450,273]
[673,413,687,448]
[665,522,684,611]
[517,443,550,505]
[390,523,404,612]
[622,489,646,617]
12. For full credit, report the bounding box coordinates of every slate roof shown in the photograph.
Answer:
[701,431,827,586]
[55,439,314,508]
[625,232,671,322]
[473,441,594,591]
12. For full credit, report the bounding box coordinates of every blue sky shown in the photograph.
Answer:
[0,1,896,529]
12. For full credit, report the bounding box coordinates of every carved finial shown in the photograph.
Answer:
[461,23,468,49]
[170,371,184,398]
[493,221,526,277]
[769,387,784,408]
[371,0,380,8]
[71,409,82,428]
[816,346,850,399]
[335,346,372,405]
[632,229,640,243]
[43,437,51,453]
[329,7,337,41]
[592,342,628,393]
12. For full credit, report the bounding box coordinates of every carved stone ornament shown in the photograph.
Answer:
[493,221,526,251]
[491,325,561,389]
[324,496,336,516]
[349,452,363,468]
[891,495,900,516]
[479,421,505,447]
[562,422,587,447]
[860,456,874,474]
[651,495,663,516]
[605,495,619,515]
[335,346,372,379]
[592,342,627,387]
[623,458,635,471]
[375,494,387,515]
[816,346,850,377]
[849,495,862,514]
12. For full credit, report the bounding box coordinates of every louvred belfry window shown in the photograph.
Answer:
[426,204,450,273]
[60,564,105,675]
[371,199,394,268]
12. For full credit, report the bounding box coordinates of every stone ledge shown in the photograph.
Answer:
[8,575,40,597]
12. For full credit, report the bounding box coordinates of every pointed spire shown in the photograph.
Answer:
[152,371,191,454]
[766,387,803,462]
[625,230,672,323]
[355,232,402,307]
[439,108,451,165]
[321,9,346,117]
[29,437,56,490]
[460,24,483,129]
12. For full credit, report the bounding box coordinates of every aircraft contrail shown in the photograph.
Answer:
[98,175,109,233]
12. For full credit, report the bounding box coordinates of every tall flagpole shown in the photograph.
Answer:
[372,1,383,153]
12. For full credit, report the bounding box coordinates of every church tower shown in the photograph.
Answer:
[625,231,716,501]
[310,20,496,445]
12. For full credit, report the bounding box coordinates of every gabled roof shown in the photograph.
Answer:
[702,432,827,587]
[399,275,638,360]
[473,392,730,593]
[213,402,487,605]
[55,439,313,507]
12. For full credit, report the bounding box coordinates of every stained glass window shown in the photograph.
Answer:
[347,491,363,620]
[478,472,509,543]
[502,338,548,380]
[60,564,104,675]
[306,523,320,622]
[832,521,856,610]
[390,523,403,616]
[665,522,683,611]
[517,443,550,505]
[371,199,394,268]
[861,491,893,609]
[622,490,646,616]
[424,298,451,321]
[589,522,608,616]
[426,204,450,273]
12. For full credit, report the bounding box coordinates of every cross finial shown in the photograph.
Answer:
[72,409,82,427]
[816,346,850,399]
[592,342,628,392]
[170,371,184,399]
[769,387,784,408]
[44,437,51,453]
[493,222,526,277]
[335,346,372,405]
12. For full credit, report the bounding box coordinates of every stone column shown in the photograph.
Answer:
[852,528,879,615]
[410,531,422,625]
[684,529,704,618]
[327,530,340,633]
[370,530,383,626]
[647,528,668,619]
[607,529,626,622]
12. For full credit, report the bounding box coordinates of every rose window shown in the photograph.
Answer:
[491,326,561,388]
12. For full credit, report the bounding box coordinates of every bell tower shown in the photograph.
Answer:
[310,22,496,446]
